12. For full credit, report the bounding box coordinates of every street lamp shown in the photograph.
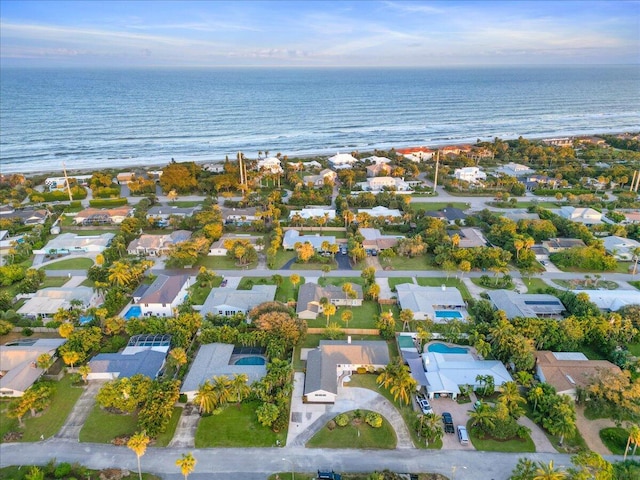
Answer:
[282,458,295,480]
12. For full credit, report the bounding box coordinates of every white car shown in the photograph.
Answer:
[418,397,433,414]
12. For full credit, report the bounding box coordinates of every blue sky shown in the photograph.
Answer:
[1,1,638,66]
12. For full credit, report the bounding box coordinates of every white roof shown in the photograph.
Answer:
[282,230,336,250]
[362,156,391,164]
[328,153,358,165]
[395,283,465,319]
[289,208,336,220]
[602,235,640,252]
[17,287,94,316]
[573,290,640,311]
[357,206,402,218]
[43,233,114,251]
[200,285,277,316]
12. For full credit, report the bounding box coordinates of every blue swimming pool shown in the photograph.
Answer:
[428,343,468,354]
[234,356,266,366]
[79,315,94,325]
[124,306,142,320]
[435,310,463,319]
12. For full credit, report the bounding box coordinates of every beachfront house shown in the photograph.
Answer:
[328,153,358,169]
[136,274,191,317]
[256,157,283,174]
[395,284,466,323]
[395,147,435,162]
[454,167,487,184]
[572,290,640,312]
[358,176,413,193]
[304,340,390,403]
[296,283,364,320]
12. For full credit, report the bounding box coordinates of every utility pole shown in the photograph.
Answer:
[62,162,73,202]
[432,150,440,194]
[630,171,637,192]
[238,152,244,186]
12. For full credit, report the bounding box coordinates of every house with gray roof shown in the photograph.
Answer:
[304,340,390,403]
[572,290,640,312]
[0,338,67,397]
[127,230,192,256]
[296,283,364,320]
[181,343,267,401]
[137,274,191,317]
[88,334,170,380]
[200,285,277,318]
[487,290,565,319]
[602,235,640,261]
[146,205,200,227]
[36,233,114,254]
[282,230,337,251]
[395,283,466,323]
[17,287,97,319]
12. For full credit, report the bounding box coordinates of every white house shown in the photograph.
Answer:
[396,147,435,162]
[357,206,402,220]
[358,176,412,193]
[44,175,92,191]
[454,167,487,183]
[303,169,337,187]
[602,235,640,261]
[288,208,336,221]
[362,156,391,164]
[0,338,67,397]
[282,230,337,251]
[395,284,466,323]
[17,287,97,319]
[304,340,390,403]
[328,153,358,169]
[209,234,263,256]
[127,230,192,256]
[200,285,277,317]
[36,233,114,255]
[558,206,603,225]
[496,163,535,178]
[136,274,192,317]
[116,172,136,184]
[256,157,283,174]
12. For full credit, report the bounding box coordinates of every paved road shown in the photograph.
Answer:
[1,440,615,480]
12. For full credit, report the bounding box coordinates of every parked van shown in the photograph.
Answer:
[457,425,469,445]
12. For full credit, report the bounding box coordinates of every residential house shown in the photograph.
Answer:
[256,157,283,174]
[116,172,135,184]
[282,230,337,251]
[451,228,486,248]
[0,230,23,259]
[496,163,535,178]
[622,212,640,225]
[396,284,466,323]
[575,136,606,146]
[209,234,263,256]
[424,207,468,225]
[454,167,486,184]
[362,156,391,164]
[359,228,404,252]
[0,338,67,397]
[535,351,621,400]
[288,160,322,170]
[127,230,192,256]
[572,290,640,312]
[328,153,359,169]
[303,169,337,188]
[200,285,277,317]
[296,283,364,320]
[357,206,403,221]
[181,343,267,401]
[395,147,434,162]
[146,205,200,227]
[304,340,390,403]
[541,238,587,253]
[88,334,171,380]
[74,206,133,225]
[404,346,512,400]
[542,138,573,147]
[0,206,49,226]
[469,147,495,161]
[358,176,412,193]
[503,211,540,222]
[487,290,565,319]
[136,274,192,317]
[202,163,225,173]
[36,233,114,254]
[602,235,640,261]
[222,207,259,226]
[288,208,336,221]
[525,175,561,190]
[17,287,97,319]
[365,163,391,177]
[44,175,92,191]
[558,206,603,225]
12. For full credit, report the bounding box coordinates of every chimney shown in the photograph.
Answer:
[441,284,446,291]
[347,336,351,344]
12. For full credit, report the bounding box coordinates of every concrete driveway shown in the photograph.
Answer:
[429,397,476,450]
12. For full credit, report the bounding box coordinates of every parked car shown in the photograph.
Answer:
[457,425,469,445]
[473,400,482,410]
[220,279,228,287]
[340,247,347,255]
[442,412,455,433]
[418,397,433,414]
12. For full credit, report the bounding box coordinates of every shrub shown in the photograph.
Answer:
[54,462,72,478]
[22,327,34,336]
[89,198,128,208]
[365,412,383,428]
[335,413,349,427]
[357,367,367,374]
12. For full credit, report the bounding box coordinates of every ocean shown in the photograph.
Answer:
[1,66,639,174]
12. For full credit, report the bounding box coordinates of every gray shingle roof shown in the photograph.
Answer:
[89,350,167,378]
[487,290,565,319]
[296,283,364,316]
[138,274,190,305]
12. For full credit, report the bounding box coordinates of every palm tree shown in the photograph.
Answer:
[169,347,188,368]
[211,375,232,408]
[469,404,496,433]
[341,310,353,329]
[529,384,545,412]
[230,374,251,405]
[78,364,91,384]
[62,350,80,370]
[323,303,337,327]
[108,261,133,288]
[175,452,197,480]
[127,431,150,480]
[389,366,417,405]
[533,460,566,480]
[498,381,525,418]
[290,274,300,291]
[624,424,640,459]
[399,309,414,332]
[193,381,216,414]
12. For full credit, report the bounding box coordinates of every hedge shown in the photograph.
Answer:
[89,198,128,208]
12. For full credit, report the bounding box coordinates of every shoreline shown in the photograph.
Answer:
[5,128,634,178]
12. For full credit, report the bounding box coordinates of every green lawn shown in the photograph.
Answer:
[318,276,366,288]
[171,201,203,207]
[387,277,414,291]
[600,427,639,456]
[188,277,222,305]
[79,405,139,443]
[154,407,182,447]
[410,202,470,212]
[196,255,257,270]
[552,279,618,290]
[271,250,297,269]
[345,373,441,450]
[522,278,550,293]
[415,277,472,301]
[466,420,535,452]
[628,342,640,356]
[195,401,285,447]
[80,278,95,288]
[385,254,438,271]
[41,276,69,288]
[306,301,380,329]
[630,281,640,290]
[306,410,396,449]
[233,276,302,303]
[41,257,94,270]
[0,376,84,442]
